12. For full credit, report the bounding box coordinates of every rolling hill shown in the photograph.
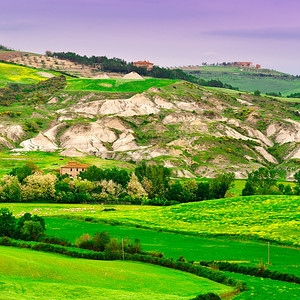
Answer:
[182,65,300,96]
[0,60,298,179]
[0,246,233,299]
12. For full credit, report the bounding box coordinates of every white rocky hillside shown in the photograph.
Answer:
[2,82,299,179]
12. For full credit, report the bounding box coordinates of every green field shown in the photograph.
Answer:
[66,78,179,92]
[3,195,297,245]
[46,216,300,300]
[0,246,233,299]
[44,217,300,276]
[1,198,299,299]
[226,272,300,300]
[0,151,135,177]
[0,62,59,87]
[185,66,300,96]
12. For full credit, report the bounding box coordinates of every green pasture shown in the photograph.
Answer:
[0,62,59,87]
[66,78,179,92]
[0,151,135,177]
[0,246,233,299]
[45,217,300,276]
[1,195,299,245]
[227,272,300,300]
[186,67,300,96]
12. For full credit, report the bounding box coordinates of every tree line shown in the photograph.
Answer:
[2,163,298,205]
[242,168,300,196]
[0,162,235,205]
[46,51,239,90]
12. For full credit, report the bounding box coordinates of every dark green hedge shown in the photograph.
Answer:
[190,293,221,300]
[199,261,299,284]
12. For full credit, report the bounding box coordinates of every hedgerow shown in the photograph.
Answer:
[199,261,299,284]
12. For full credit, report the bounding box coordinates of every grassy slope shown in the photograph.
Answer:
[66,78,179,92]
[0,62,59,87]
[44,218,300,299]
[0,151,135,177]
[1,195,299,244]
[185,66,300,96]
[44,217,300,276]
[0,246,233,300]
[226,272,300,300]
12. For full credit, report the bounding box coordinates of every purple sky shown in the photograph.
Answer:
[1,0,300,74]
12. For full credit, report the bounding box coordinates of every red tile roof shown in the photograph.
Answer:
[61,161,90,169]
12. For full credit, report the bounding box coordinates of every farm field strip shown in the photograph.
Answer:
[45,217,300,276]
[0,62,59,87]
[2,195,298,245]
[65,78,179,92]
[0,246,233,300]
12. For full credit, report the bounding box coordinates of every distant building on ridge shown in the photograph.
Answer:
[133,61,154,71]
[232,62,253,68]
[231,62,261,69]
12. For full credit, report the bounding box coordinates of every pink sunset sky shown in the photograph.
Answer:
[1,0,300,74]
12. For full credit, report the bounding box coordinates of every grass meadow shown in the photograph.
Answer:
[3,195,296,245]
[65,78,179,92]
[186,66,300,96]
[44,217,300,276]
[0,62,59,87]
[0,197,299,299]
[0,246,233,300]
[0,151,135,177]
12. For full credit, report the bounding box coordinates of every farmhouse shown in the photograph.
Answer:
[133,60,154,70]
[233,62,253,68]
[60,161,89,178]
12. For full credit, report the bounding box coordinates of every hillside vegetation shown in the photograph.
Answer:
[184,66,300,96]
[0,246,233,299]
[0,61,298,179]
[0,62,58,87]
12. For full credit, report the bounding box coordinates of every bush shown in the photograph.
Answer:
[199,260,299,284]
[191,293,221,300]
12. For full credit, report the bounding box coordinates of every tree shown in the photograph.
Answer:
[0,208,16,237]
[21,172,57,202]
[80,166,130,187]
[242,181,255,196]
[181,179,198,202]
[98,179,123,201]
[196,182,211,200]
[210,172,235,199]
[294,170,300,185]
[21,220,44,240]
[127,173,147,200]
[93,231,111,251]
[243,168,277,195]
[0,175,21,202]
[166,181,184,202]
[15,213,45,240]
[254,90,261,96]
[10,162,38,183]
[135,163,171,198]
